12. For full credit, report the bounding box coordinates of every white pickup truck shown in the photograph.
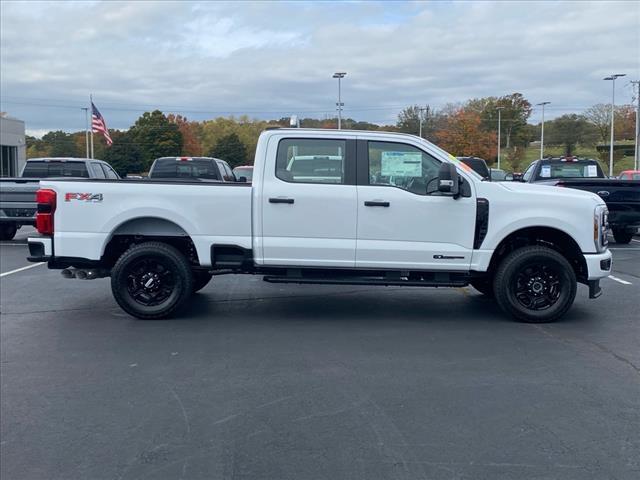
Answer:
[27,128,612,322]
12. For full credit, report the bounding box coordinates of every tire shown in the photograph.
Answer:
[111,241,194,319]
[0,223,18,241]
[612,228,633,244]
[192,271,213,293]
[493,246,577,323]
[470,277,494,297]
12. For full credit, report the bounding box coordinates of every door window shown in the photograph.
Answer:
[101,164,119,179]
[276,139,346,184]
[368,141,440,195]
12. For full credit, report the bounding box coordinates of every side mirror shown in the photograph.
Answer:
[504,173,514,181]
[438,163,459,197]
[238,176,248,183]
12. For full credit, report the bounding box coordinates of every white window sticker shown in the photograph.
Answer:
[381,152,422,177]
[585,165,598,177]
[540,165,551,178]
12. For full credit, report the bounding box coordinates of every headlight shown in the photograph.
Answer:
[594,205,609,252]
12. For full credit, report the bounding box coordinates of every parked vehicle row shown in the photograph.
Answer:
[27,128,612,324]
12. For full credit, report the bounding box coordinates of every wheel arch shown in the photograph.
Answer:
[100,216,200,267]
[486,226,587,282]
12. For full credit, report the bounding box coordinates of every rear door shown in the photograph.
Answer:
[260,135,357,267]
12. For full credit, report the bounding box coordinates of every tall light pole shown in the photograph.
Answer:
[536,102,550,159]
[332,72,346,129]
[418,106,427,138]
[632,80,639,171]
[604,73,626,177]
[496,106,504,169]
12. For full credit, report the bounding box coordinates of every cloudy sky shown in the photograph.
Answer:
[1,0,638,136]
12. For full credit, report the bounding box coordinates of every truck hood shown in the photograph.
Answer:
[496,181,604,205]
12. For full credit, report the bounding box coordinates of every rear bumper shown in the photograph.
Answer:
[27,236,52,262]
[583,250,612,280]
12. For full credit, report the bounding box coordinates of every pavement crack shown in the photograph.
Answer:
[169,387,191,436]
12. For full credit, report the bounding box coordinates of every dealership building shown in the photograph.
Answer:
[0,114,26,177]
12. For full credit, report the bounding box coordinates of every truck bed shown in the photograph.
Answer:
[39,179,253,266]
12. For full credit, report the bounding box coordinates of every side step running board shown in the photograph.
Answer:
[263,276,468,288]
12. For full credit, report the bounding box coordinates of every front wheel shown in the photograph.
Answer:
[612,228,633,244]
[493,246,576,323]
[111,242,193,319]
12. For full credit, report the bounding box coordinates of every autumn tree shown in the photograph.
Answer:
[129,110,183,169]
[209,132,247,167]
[42,131,78,157]
[435,109,497,161]
[167,114,203,156]
[466,93,532,148]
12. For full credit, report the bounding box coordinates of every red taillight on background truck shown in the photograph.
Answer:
[36,188,56,235]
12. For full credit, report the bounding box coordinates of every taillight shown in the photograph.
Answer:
[36,188,56,235]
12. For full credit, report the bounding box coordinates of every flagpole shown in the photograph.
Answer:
[81,107,90,158]
[89,94,94,159]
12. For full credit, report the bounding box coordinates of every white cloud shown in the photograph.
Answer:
[1,0,638,131]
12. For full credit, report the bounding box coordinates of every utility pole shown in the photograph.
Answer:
[81,107,90,158]
[632,80,640,171]
[603,74,626,177]
[89,94,94,159]
[497,108,502,169]
[332,72,346,129]
[536,102,550,159]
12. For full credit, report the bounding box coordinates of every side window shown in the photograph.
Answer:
[276,138,346,184]
[90,163,106,178]
[522,162,536,182]
[368,141,440,195]
[101,164,119,179]
[222,162,234,181]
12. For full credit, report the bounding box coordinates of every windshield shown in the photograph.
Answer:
[535,161,604,180]
[150,158,221,180]
[22,161,89,178]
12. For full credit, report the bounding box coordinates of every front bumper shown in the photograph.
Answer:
[583,250,613,281]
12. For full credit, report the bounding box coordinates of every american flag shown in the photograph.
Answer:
[91,102,113,146]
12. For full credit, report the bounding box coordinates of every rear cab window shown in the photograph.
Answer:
[22,160,89,178]
[150,157,222,180]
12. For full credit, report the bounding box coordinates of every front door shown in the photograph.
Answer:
[356,140,476,270]
[261,136,357,267]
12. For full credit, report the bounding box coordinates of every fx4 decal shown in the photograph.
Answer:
[65,193,103,202]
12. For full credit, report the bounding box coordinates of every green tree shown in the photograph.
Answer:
[102,130,144,175]
[466,93,532,148]
[396,105,439,139]
[209,132,247,167]
[545,114,598,156]
[129,110,183,169]
[42,130,78,157]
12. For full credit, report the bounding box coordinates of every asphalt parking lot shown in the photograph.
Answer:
[1,227,639,480]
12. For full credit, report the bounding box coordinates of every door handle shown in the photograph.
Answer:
[269,197,295,204]
[364,201,390,207]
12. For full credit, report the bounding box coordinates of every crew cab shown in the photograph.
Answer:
[27,129,612,323]
[520,157,640,243]
[0,157,119,240]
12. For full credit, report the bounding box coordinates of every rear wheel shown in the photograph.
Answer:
[111,242,193,319]
[0,223,18,241]
[493,246,576,323]
[192,271,213,293]
[612,228,633,244]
